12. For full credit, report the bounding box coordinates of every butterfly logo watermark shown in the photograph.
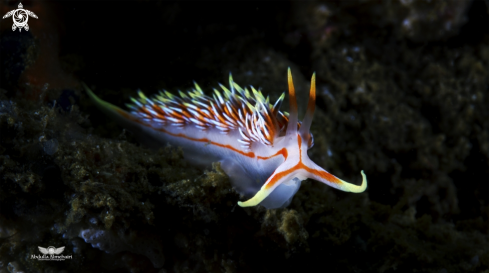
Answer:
[31,246,72,261]
[2,2,38,32]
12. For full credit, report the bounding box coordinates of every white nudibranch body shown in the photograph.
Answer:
[84,68,367,209]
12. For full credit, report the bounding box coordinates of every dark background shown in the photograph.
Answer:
[0,1,488,272]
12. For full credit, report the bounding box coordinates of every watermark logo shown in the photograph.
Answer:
[2,2,38,32]
[39,246,65,255]
[31,246,72,261]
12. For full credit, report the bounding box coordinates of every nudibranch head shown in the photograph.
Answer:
[237,68,367,207]
[84,68,366,209]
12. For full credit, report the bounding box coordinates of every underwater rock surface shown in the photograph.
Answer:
[0,1,488,272]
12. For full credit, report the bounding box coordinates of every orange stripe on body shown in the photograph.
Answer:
[264,163,298,190]
[264,134,340,189]
[162,130,255,158]
[264,160,341,190]
[116,109,138,121]
[300,163,341,184]
[257,148,288,160]
[116,108,255,158]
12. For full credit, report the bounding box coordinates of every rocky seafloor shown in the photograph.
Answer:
[0,1,488,272]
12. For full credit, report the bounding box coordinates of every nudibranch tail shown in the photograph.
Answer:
[84,82,122,116]
[83,83,148,138]
[238,69,367,208]
[83,82,131,121]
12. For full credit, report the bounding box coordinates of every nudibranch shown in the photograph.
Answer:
[84,68,367,209]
